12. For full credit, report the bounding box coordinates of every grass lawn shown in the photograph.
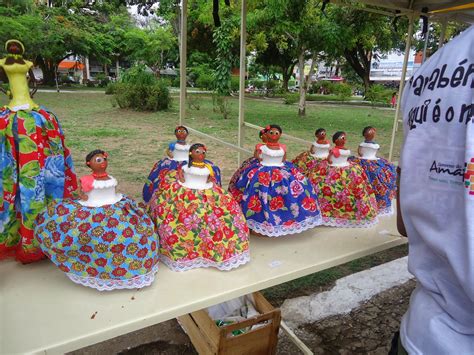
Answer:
[0,92,403,200]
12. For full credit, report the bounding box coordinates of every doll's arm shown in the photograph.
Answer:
[166,148,173,158]
[28,69,37,98]
[78,181,89,201]
[177,166,185,183]
[310,144,315,154]
[358,146,362,157]
[0,67,9,97]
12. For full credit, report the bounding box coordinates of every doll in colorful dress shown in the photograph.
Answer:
[292,128,330,178]
[149,143,250,271]
[309,131,378,227]
[35,150,159,290]
[0,39,77,263]
[230,125,322,237]
[228,129,267,194]
[349,126,397,216]
[142,126,221,202]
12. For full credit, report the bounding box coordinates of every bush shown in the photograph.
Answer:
[196,73,215,90]
[284,93,299,105]
[365,84,392,105]
[86,80,96,88]
[113,78,171,111]
[332,83,352,101]
[230,76,240,92]
[120,64,157,86]
[105,82,116,95]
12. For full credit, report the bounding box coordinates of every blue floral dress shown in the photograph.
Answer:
[142,142,221,202]
[349,141,397,216]
[35,176,159,291]
[230,145,322,237]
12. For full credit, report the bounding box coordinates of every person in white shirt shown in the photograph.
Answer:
[393,25,474,354]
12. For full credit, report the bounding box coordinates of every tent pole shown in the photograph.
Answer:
[179,0,188,125]
[237,0,247,165]
[389,12,414,162]
[439,18,448,48]
[422,22,430,63]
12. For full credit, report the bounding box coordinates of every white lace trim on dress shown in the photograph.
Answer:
[359,142,380,149]
[312,142,330,148]
[322,216,378,228]
[261,145,284,157]
[377,205,394,217]
[247,214,322,237]
[66,264,159,291]
[92,176,118,189]
[161,252,250,272]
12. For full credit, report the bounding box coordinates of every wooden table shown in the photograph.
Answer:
[0,214,405,354]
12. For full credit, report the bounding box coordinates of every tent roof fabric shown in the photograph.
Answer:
[355,0,474,23]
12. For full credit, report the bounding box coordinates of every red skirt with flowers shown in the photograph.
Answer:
[34,197,159,290]
[149,180,250,271]
[310,163,379,227]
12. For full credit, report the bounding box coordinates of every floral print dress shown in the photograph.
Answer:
[149,164,250,271]
[308,148,379,227]
[349,142,397,216]
[142,142,221,202]
[292,142,331,180]
[0,107,77,263]
[230,145,322,237]
[35,176,159,290]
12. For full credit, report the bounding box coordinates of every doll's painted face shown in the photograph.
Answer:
[88,153,108,173]
[175,127,188,141]
[316,130,326,141]
[7,42,23,55]
[190,146,206,162]
[335,133,347,147]
[364,128,376,141]
[266,127,281,143]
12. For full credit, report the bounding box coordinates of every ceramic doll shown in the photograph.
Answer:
[142,126,221,203]
[230,125,322,237]
[228,129,267,194]
[35,150,159,290]
[292,128,330,178]
[0,39,77,263]
[349,126,397,216]
[309,131,378,227]
[149,143,250,271]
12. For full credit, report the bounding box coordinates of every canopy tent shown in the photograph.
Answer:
[177,0,474,164]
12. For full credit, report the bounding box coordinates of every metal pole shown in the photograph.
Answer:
[422,23,430,63]
[389,13,414,162]
[179,0,188,125]
[237,0,247,165]
[438,18,448,49]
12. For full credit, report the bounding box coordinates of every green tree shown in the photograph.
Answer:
[320,6,407,92]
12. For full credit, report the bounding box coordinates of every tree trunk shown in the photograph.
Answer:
[36,57,55,86]
[297,52,306,116]
[281,63,296,92]
[343,44,373,92]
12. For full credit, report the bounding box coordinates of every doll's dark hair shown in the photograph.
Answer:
[362,126,375,136]
[265,124,282,134]
[86,149,106,163]
[332,131,346,143]
[175,125,188,134]
[259,129,265,138]
[188,143,206,168]
[315,128,326,136]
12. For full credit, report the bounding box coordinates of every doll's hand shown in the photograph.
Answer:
[178,168,185,183]
[166,149,173,159]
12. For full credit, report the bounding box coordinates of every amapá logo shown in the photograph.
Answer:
[464,158,474,195]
